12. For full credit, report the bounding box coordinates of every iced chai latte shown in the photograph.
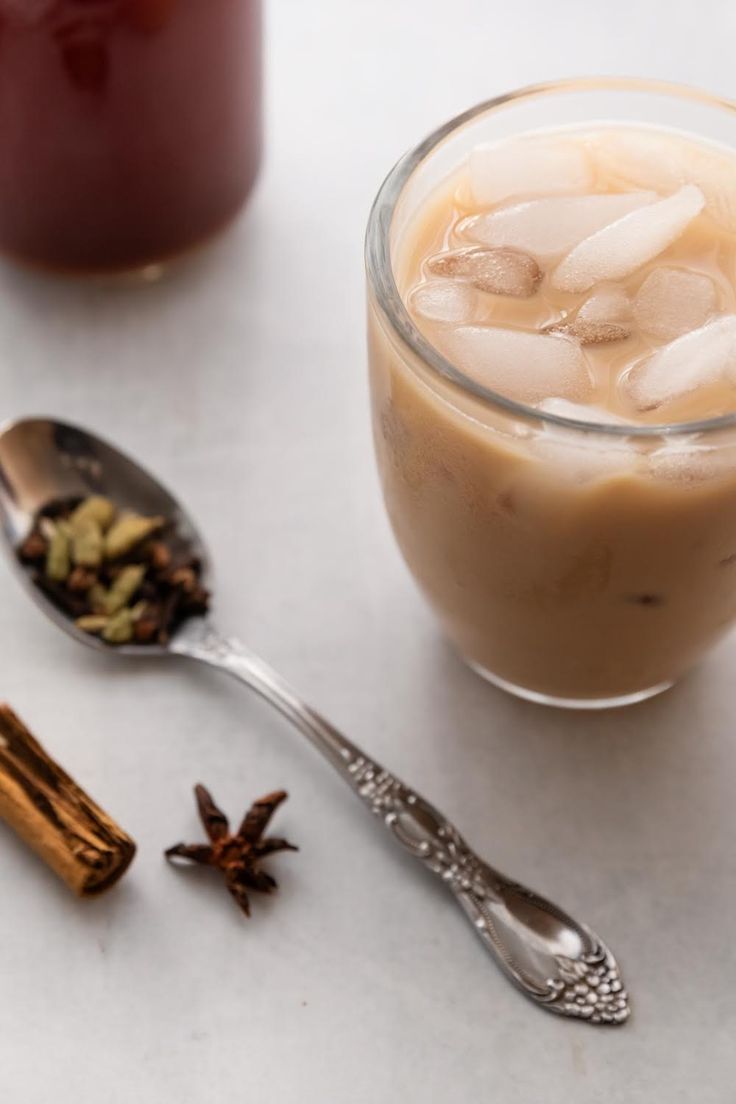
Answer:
[367,86,736,707]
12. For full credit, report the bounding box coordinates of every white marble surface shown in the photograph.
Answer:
[1,1,736,1100]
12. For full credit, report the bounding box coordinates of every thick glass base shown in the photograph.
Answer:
[465,659,674,710]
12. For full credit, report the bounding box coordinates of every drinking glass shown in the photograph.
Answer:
[366,78,736,708]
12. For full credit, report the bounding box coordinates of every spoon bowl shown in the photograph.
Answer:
[0,417,210,657]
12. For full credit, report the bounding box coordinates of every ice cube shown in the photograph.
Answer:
[410,279,480,323]
[593,129,736,233]
[427,247,541,297]
[545,318,631,344]
[633,266,717,341]
[531,434,637,482]
[552,185,705,293]
[537,397,629,425]
[545,285,632,344]
[648,436,734,483]
[578,284,632,325]
[458,192,656,262]
[592,130,684,194]
[436,326,593,404]
[624,314,736,410]
[469,137,594,207]
[531,399,635,480]
[688,146,736,234]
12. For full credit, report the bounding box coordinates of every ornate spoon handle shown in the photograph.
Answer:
[172,624,630,1025]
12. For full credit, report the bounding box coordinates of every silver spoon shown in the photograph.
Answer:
[0,417,629,1025]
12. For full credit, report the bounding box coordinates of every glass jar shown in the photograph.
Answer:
[366,78,736,709]
[0,0,262,272]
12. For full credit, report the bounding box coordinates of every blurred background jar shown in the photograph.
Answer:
[0,0,262,272]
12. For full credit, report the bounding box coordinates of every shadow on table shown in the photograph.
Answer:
[410,631,733,909]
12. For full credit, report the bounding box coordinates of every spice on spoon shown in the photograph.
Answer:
[17,494,209,645]
[165,785,298,917]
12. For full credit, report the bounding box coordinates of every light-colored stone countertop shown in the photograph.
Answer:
[0,2,734,1100]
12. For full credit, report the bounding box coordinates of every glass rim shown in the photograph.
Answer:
[364,75,736,439]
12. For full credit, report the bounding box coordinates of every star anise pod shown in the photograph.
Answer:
[165,785,298,917]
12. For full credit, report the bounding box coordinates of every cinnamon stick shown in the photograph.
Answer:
[0,705,136,895]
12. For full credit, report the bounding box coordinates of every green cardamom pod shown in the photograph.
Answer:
[70,496,116,532]
[46,522,71,582]
[70,517,103,567]
[102,608,135,645]
[75,614,110,635]
[88,583,109,614]
[105,515,164,560]
[105,565,146,615]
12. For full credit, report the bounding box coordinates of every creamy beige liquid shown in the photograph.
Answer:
[368,125,736,703]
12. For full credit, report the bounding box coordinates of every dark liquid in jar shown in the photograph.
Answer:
[0,0,262,271]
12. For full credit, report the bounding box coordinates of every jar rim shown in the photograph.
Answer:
[364,76,736,439]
